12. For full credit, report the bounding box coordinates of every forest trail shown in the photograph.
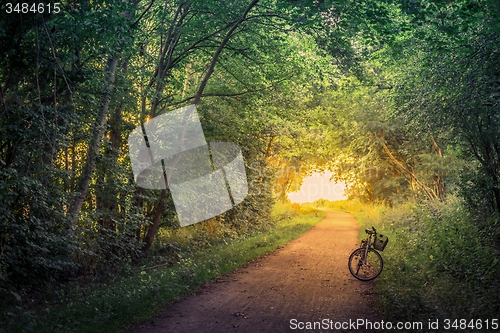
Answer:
[126,210,379,333]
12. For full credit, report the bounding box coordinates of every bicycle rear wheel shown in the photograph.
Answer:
[348,247,383,281]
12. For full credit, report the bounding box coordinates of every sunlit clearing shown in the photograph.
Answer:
[287,171,347,204]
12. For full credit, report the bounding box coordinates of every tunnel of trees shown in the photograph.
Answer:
[1,0,500,330]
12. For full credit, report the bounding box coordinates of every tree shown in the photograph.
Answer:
[0,0,402,288]
[388,0,500,212]
[305,76,462,204]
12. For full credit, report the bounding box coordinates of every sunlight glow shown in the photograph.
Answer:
[287,171,347,204]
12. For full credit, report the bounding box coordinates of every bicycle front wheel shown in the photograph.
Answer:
[348,247,383,281]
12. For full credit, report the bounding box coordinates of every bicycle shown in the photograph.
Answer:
[348,227,388,281]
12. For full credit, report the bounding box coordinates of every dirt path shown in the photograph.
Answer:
[126,210,380,333]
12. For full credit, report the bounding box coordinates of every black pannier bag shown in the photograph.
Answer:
[373,233,389,251]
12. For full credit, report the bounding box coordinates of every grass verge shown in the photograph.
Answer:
[8,204,324,333]
[309,198,500,332]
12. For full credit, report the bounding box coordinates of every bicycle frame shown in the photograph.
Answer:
[362,233,373,265]
[348,227,384,281]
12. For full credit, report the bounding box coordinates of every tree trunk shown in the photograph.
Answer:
[66,57,118,236]
[141,0,260,253]
[142,189,169,251]
[65,0,142,237]
[382,142,436,200]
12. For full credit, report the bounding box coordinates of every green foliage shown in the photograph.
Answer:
[0,0,142,283]
[0,0,399,295]
[0,105,78,285]
[344,197,500,327]
[306,78,464,204]
[4,0,500,331]
[385,0,500,213]
[0,204,324,333]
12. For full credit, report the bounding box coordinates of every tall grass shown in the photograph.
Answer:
[1,203,324,333]
[314,197,500,330]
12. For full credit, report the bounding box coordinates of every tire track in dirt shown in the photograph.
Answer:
[126,210,380,333]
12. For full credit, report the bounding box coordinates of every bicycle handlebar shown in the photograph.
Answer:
[365,227,377,235]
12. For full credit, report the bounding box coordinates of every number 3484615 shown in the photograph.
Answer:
[5,3,61,14]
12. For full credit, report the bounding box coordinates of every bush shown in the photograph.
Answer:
[350,196,500,326]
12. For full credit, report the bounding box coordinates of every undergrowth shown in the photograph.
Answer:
[1,203,324,333]
[313,197,500,331]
